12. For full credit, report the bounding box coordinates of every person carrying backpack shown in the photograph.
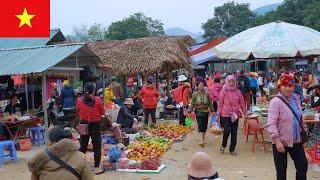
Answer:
[248,72,259,106]
[238,71,251,110]
[172,75,190,126]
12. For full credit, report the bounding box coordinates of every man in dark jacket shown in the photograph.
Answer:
[117,98,138,128]
[61,80,75,109]
[237,71,251,110]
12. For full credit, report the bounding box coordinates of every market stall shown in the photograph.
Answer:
[213,21,320,168]
[0,43,102,144]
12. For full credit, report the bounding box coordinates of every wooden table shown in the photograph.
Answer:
[1,117,37,141]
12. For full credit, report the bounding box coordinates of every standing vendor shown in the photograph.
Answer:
[5,94,24,116]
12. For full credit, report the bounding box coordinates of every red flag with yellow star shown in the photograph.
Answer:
[0,0,50,37]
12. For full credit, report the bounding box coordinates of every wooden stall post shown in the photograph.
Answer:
[41,72,49,144]
[24,76,29,113]
[166,65,171,97]
[31,74,35,111]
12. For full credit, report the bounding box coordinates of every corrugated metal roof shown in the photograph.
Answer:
[0,29,66,49]
[0,43,91,75]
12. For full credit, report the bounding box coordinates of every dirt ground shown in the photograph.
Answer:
[1,120,320,180]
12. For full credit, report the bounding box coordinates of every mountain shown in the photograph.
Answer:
[254,3,281,15]
[165,27,204,43]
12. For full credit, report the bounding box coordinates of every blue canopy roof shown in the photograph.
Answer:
[0,29,66,49]
[0,43,101,75]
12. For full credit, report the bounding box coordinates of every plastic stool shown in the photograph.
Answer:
[0,140,18,165]
[243,117,259,136]
[246,120,267,152]
[28,126,45,146]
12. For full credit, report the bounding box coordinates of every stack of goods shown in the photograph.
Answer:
[118,158,161,170]
[135,136,173,150]
[126,142,165,161]
[150,123,193,141]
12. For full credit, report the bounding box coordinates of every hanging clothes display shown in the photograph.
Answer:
[46,78,56,101]
[56,79,63,96]
[12,75,25,86]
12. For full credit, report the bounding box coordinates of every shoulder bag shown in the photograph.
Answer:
[76,98,92,135]
[45,149,81,180]
[276,95,309,144]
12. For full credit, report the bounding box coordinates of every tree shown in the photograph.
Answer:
[67,23,107,42]
[254,0,313,26]
[106,12,165,40]
[202,1,256,41]
[302,0,320,31]
[87,23,107,41]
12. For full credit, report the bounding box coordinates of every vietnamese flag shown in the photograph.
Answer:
[0,0,50,37]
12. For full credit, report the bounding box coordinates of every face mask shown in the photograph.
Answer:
[133,82,137,86]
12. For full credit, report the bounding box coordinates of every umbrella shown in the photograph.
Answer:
[214,21,320,60]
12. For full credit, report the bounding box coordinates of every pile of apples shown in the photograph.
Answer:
[150,123,193,141]
[127,143,165,161]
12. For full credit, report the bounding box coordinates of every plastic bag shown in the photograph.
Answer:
[210,114,216,127]
[108,147,121,163]
[185,116,193,127]
[211,123,223,135]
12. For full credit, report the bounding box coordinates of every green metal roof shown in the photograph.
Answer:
[0,43,100,75]
[0,29,66,49]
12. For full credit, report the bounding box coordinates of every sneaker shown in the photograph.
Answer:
[230,151,238,156]
[220,147,225,153]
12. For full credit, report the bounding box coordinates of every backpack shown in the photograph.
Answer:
[172,85,188,103]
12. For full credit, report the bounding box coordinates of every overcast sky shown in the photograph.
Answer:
[51,0,283,35]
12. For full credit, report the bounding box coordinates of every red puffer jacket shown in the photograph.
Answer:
[139,86,159,109]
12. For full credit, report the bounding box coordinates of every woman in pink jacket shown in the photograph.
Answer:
[266,74,307,180]
[209,77,223,112]
[217,75,246,156]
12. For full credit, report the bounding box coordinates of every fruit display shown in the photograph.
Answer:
[150,123,193,141]
[135,136,173,150]
[127,142,165,161]
[140,159,160,170]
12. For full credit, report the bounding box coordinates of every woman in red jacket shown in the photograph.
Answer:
[139,77,159,127]
[77,82,105,174]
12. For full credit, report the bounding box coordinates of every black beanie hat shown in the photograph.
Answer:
[48,126,72,143]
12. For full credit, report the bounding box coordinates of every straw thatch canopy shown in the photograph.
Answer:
[88,36,194,75]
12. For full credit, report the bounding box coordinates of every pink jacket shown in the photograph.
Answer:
[266,93,301,148]
[209,83,223,102]
[217,88,246,118]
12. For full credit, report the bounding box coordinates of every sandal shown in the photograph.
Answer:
[230,151,238,156]
[220,147,225,153]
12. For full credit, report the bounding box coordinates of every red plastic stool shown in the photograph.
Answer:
[244,117,259,136]
[246,120,267,152]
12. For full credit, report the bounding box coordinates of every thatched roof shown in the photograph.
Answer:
[87,36,194,75]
